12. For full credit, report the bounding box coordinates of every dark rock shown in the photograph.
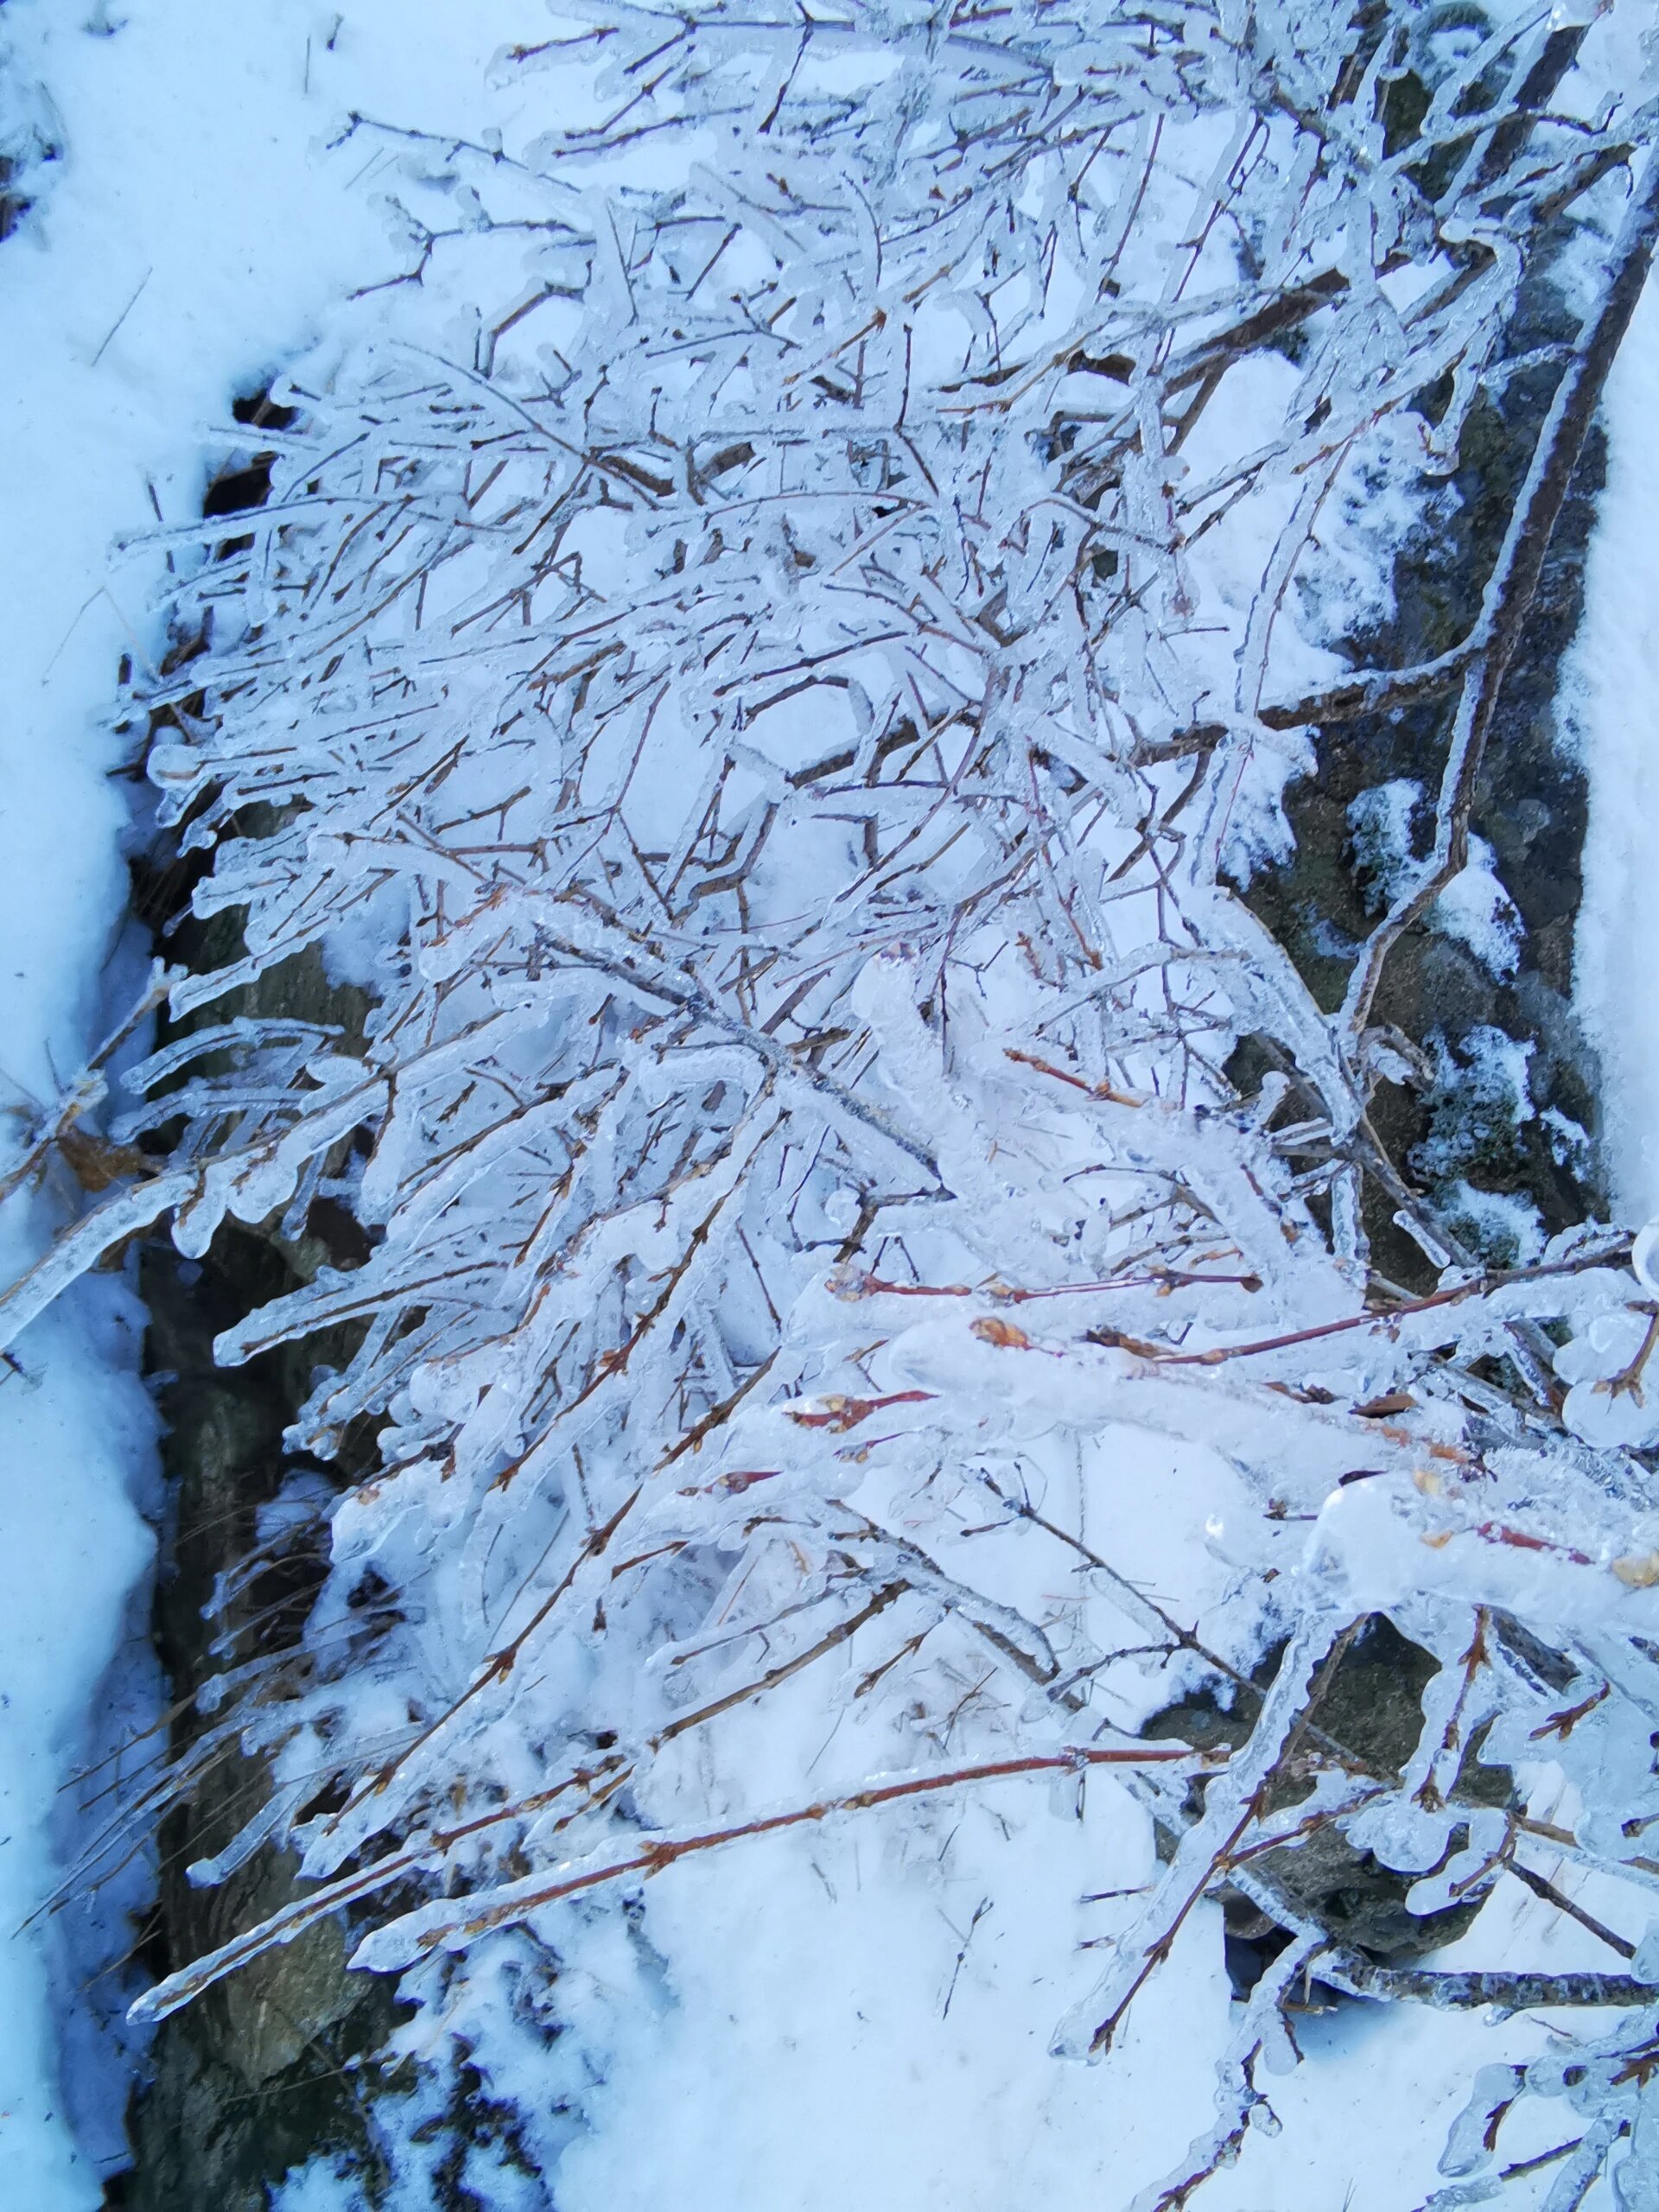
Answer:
[1145,1616,1513,1999]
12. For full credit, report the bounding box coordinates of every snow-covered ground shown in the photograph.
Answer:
[546,1606,1624,2212]
[0,5,545,2198]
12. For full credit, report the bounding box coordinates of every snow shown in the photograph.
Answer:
[555,1805,1235,2212]
[1573,264,1659,1224]
[1432,837,1525,980]
[0,1289,153,2202]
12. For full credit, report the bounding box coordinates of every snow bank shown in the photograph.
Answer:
[1573,267,1659,1220]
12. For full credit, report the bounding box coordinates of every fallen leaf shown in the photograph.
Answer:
[972,1315,1033,1350]
[713,1468,780,1497]
[786,1389,936,1432]
[1355,1390,1417,1418]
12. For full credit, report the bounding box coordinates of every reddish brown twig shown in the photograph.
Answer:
[1529,1685,1611,1743]
[835,1268,1262,1303]
[1004,1047,1145,1106]
[407,1743,1211,1955]
[1471,1522,1592,1567]
[1090,1243,1629,1370]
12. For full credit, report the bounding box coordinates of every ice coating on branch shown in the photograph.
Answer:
[1557,1306,1659,1446]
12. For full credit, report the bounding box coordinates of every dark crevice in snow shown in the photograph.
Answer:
[112,1133,404,2210]
[109,446,404,2212]
[1236,257,1611,1287]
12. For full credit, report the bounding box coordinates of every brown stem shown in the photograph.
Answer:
[404,1744,1210,1955]
[1089,1239,1628,1369]
[1506,1860,1637,1961]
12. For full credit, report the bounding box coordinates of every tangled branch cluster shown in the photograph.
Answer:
[10,0,1659,2198]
